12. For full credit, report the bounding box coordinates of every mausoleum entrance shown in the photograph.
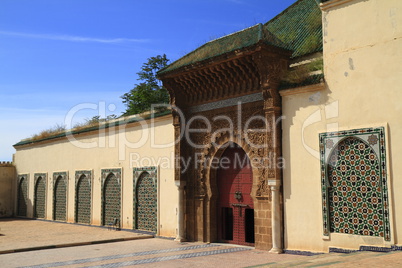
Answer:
[158,25,291,249]
[217,143,255,246]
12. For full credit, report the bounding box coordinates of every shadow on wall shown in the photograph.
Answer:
[281,82,332,202]
[0,162,16,218]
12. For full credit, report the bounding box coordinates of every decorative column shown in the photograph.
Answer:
[269,180,282,253]
[175,180,186,242]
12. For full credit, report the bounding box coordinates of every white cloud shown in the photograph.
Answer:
[0,31,150,44]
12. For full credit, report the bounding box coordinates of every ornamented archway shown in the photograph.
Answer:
[159,25,290,250]
[101,169,121,226]
[17,175,28,217]
[75,171,92,225]
[133,167,158,233]
[320,127,391,241]
[34,174,47,219]
[53,172,67,221]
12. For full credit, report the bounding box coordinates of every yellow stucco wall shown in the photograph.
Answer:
[14,115,177,237]
[0,165,15,217]
[282,0,402,252]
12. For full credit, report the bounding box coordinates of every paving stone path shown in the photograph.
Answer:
[1,218,402,267]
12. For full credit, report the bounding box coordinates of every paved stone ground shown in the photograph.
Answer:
[0,218,152,254]
[1,218,402,267]
[0,239,306,268]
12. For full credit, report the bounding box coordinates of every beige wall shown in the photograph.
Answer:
[14,115,177,237]
[282,0,402,252]
[0,165,15,217]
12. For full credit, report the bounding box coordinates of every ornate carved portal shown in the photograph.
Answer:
[160,43,290,250]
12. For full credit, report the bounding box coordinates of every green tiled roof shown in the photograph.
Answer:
[159,0,322,75]
[159,23,289,75]
[265,0,322,58]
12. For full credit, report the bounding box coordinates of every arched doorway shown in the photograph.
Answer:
[75,174,91,224]
[53,176,67,221]
[135,172,157,232]
[217,143,254,246]
[102,173,121,226]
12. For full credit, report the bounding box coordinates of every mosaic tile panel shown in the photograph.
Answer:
[75,172,92,225]
[34,174,47,219]
[135,172,157,232]
[17,175,28,217]
[53,173,67,221]
[320,127,390,241]
[101,169,121,226]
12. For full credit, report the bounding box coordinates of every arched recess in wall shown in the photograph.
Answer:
[320,127,391,241]
[75,171,92,225]
[133,167,158,233]
[213,142,255,246]
[101,169,121,226]
[34,174,47,219]
[203,132,261,244]
[17,175,28,217]
[53,172,67,222]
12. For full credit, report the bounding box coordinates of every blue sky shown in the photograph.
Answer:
[0,0,296,161]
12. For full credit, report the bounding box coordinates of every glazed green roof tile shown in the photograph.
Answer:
[159,23,289,75]
[159,0,322,75]
[265,0,322,58]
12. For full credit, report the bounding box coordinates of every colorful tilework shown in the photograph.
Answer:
[17,175,28,217]
[101,169,121,226]
[53,174,67,222]
[320,127,390,241]
[133,167,157,232]
[34,174,47,219]
[135,171,157,232]
[75,172,92,225]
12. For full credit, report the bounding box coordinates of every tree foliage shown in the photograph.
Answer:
[121,54,170,116]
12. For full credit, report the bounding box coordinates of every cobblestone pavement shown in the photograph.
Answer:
[1,218,402,267]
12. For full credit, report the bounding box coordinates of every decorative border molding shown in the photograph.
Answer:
[34,173,47,187]
[75,170,92,188]
[319,127,390,241]
[279,82,325,97]
[283,250,323,256]
[133,166,157,192]
[53,172,68,187]
[330,245,402,253]
[101,168,122,187]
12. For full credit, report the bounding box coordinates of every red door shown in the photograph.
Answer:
[217,144,254,246]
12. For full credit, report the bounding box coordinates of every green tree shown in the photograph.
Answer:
[121,54,170,115]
